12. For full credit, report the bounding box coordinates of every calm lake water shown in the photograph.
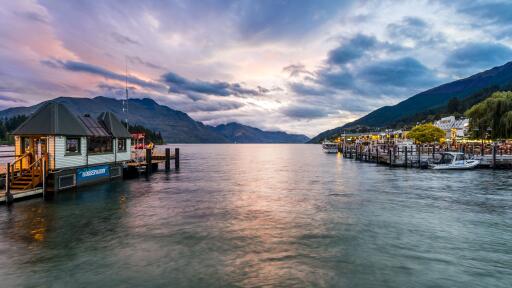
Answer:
[0,144,511,287]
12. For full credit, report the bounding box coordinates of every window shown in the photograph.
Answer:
[88,137,113,154]
[439,154,454,164]
[59,174,76,189]
[65,137,81,154]
[117,138,127,152]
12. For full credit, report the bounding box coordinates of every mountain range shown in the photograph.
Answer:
[0,96,309,143]
[309,61,512,143]
[212,122,309,143]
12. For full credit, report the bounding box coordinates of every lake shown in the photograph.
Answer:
[0,144,511,287]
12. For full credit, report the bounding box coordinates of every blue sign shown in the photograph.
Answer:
[77,165,110,183]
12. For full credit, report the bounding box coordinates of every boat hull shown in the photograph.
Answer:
[430,160,480,170]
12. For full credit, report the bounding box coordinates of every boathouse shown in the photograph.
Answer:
[9,102,131,192]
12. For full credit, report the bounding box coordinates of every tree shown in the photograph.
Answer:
[407,123,446,144]
[465,91,512,139]
[446,97,461,114]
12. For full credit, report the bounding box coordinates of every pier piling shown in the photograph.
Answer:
[388,147,392,167]
[404,147,408,168]
[417,145,421,167]
[165,148,171,172]
[5,163,13,204]
[175,148,180,170]
[146,148,152,178]
[492,143,497,169]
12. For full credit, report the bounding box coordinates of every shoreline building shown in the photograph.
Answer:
[10,102,131,192]
[434,116,469,141]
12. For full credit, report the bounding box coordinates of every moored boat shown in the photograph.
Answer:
[429,152,479,170]
[322,140,339,153]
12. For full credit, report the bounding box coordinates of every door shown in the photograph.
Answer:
[34,137,48,164]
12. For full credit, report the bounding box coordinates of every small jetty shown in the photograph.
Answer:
[0,102,179,204]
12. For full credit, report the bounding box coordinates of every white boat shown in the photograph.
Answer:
[429,152,480,170]
[322,140,339,153]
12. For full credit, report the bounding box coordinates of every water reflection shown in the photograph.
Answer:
[0,144,511,287]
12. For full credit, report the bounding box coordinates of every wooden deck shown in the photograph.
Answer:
[0,188,44,203]
[127,160,165,167]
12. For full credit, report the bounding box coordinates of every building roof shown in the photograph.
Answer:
[79,115,111,137]
[434,116,469,130]
[98,112,132,138]
[12,102,91,136]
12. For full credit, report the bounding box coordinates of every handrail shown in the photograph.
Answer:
[27,155,44,170]
[9,152,32,184]
[30,154,47,187]
[7,153,48,190]
[11,151,31,166]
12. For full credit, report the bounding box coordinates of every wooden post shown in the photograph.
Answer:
[5,163,13,204]
[175,148,180,170]
[165,148,171,172]
[145,148,152,177]
[388,146,392,167]
[492,143,497,169]
[42,157,46,198]
[376,147,379,164]
[404,146,408,168]
[393,145,397,166]
[418,145,421,167]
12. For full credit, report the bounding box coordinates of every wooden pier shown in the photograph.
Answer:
[125,147,179,177]
[338,143,512,169]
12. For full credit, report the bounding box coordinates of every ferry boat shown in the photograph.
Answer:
[429,152,480,170]
[322,140,339,153]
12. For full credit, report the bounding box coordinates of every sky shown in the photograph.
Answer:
[1,0,512,137]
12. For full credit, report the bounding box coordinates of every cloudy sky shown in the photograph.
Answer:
[1,0,512,136]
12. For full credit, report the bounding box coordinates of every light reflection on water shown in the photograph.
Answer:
[0,144,511,287]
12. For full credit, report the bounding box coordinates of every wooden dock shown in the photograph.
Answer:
[339,143,512,169]
[0,188,43,203]
[1,147,181,204]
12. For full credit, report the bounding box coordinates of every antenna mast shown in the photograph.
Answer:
[123,58,129,129]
